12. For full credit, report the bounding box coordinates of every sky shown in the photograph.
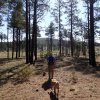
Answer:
[39,0,85,37]
[39,0,100,42]
[0,0,100,43]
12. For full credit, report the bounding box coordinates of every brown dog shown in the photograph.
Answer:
[51,79,59,98]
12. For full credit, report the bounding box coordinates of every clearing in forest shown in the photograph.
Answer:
[0,57,100,100]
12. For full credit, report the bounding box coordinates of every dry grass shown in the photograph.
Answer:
[0,54,100,100]
[0,51,25,58]
[16,66,32,82]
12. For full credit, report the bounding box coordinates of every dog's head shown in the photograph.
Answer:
[43,72,46,76]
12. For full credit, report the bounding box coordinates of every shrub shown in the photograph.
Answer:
[71,71,78,84]
[17,66,32,81]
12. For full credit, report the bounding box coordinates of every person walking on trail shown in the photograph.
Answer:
[47,53,55,80]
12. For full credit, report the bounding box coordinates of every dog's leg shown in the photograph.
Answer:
[50,82,53,90]
[54,86,56,95]
[57,84,59,98]
[57,88,59,98]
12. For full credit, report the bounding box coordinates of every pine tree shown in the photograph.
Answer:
[30,0,49,63]
[45,22,55,53]
[26,0,29,63]
[9,0,25,59]
[51,0,65,56]
[65,0,79,57]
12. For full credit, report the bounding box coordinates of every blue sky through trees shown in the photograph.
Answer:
[0,0,100,42]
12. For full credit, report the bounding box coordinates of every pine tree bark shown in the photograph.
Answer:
[12,27,15,59]
[89,0,96,67]
[34,0,37,61]
[16,28,18,59]
[18,29,20,57]
[26,0,29,63]
[1,33,3,51]
[70,1,73,57]
[28,1,31,62]
[50,35,53,53]
[7,27,9,59]
[59,0,62,56]
[87,2,92,65]
[30,0,37,63]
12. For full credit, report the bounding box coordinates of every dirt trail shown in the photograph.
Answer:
[0,57,100,100]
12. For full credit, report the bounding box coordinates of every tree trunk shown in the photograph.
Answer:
[16,28,18,59]
[30,0,37,63]
[7,27,9,59]
[70,1,73,57]
[50,35,53,53]
[34,0,37,61]
[18,29,20,57]
[12,27,15,59]
[89,0,96,67]
[1,33,2,51]
[26,0,29,63]
[28,1,31,62]
[59,0,61,56]
[7,1,10,60]
[87,2,92,64]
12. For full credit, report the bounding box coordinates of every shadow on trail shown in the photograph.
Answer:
[42,80,59,100]
[42,79,51,90]
[56,61,72,69]
[34,64,45,75]
[34,59,47,75]
[65,57,100,78]
[0,58,10,65]
[0,58,24,65]
[35,57,100,79]
[0,63,27,86]
[55,57,73,68]
[0,63,25,75]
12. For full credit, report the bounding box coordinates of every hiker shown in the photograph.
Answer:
[47,53,55,80]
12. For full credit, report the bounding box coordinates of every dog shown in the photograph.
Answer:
[51,79,59,98]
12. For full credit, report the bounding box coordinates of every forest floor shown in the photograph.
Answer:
[0,56,100,100]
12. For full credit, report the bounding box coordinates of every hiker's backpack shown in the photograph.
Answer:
[47,56,55,65]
